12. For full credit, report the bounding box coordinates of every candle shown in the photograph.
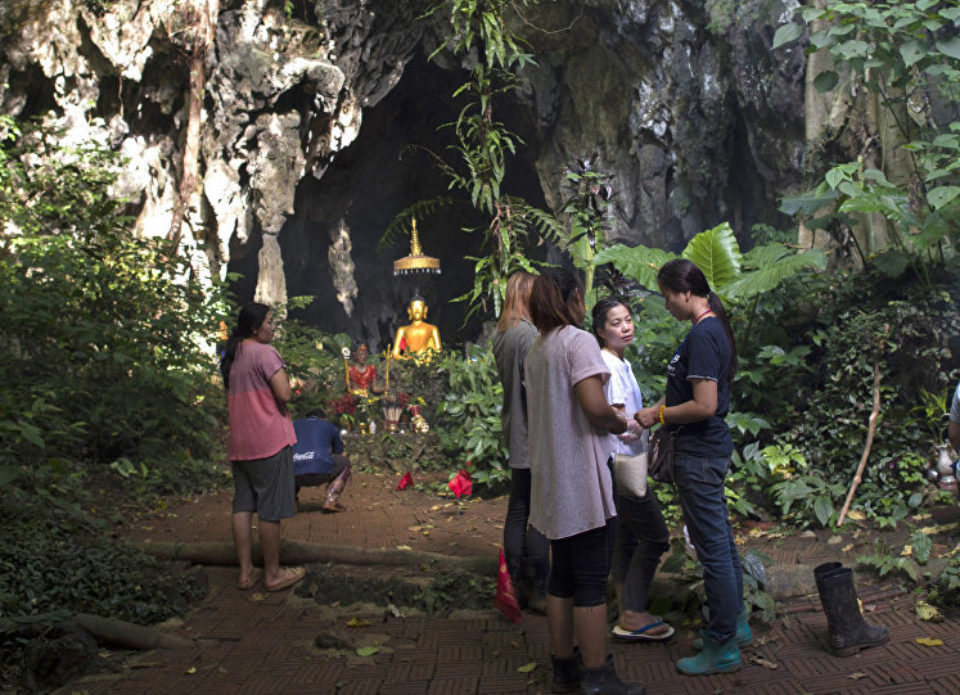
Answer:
[385,350,391,394]
[341,347,351,391]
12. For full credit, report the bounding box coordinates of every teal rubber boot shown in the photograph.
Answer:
[676,632,741,676]
[691,610,752,650]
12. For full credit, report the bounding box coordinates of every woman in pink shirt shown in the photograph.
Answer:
[220,303,304,592]
[526,271,644,695]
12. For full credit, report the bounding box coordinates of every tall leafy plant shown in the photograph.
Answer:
[410,0,543,320]
[776,1,960,283]
[435,345,509,486]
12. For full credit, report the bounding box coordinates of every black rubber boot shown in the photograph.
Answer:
[814,562,889,657]
[814,561,843,588]
[579,654,645,695]
[551,652,580,694]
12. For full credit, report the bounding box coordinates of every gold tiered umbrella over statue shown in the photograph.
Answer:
[392,219,441,359]
[392,219,441,276]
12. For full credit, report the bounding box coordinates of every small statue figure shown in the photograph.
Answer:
[411,413,430,433]
[346,343,380,396]
[392,293,441,359]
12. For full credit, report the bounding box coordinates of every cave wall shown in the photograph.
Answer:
[0,0,807,345]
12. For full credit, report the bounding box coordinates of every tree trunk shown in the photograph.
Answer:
[167,0,219,254]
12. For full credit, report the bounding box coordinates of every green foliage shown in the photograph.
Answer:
[598,221,820,404]
[661,539,777,624]
[928,553,960,608]
[682,222,743,292]
[764,445,846,528]
[776,1,960,283]
[0,117,227,478]
[1,494,205,622]
[416,1,554,321]
[780,276,960,527]
[596,222,827,302]
[0,116,226,633]
[550,158,616,304]
[435,346,509,486]
[270,312,353,416]
[857,530,931,583]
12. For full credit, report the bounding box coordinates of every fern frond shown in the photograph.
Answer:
[379,196,462,252]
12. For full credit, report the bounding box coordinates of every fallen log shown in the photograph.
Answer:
[133,540,498,576]
[1,612,194,650]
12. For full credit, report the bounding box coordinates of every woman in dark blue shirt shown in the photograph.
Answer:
[636,258,749,676]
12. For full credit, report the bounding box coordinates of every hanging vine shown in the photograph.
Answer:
[418,0,542,320]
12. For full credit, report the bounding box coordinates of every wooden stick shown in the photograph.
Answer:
[837,355,882,527]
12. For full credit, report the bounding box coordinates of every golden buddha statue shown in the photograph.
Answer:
[392,294,441,359]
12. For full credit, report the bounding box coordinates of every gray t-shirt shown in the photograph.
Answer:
[526,325,616,540]
[493,319,538,469]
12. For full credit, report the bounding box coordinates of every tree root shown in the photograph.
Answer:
[1,612,194,650]
[132,540,498,576]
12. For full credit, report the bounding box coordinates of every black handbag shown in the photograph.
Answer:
[648,427,677,484]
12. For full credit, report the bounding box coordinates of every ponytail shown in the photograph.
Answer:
[658,258,737,380]
[708,291,737,380]
[220,302,270,390]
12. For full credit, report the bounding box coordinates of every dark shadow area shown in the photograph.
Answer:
[275,52,551,351]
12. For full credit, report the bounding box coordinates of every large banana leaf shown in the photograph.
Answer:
[593,244,678,291]
[779,184,838,216]
[681,222,742,290]
[723,243,827,299]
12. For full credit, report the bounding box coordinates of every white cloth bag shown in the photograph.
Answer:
[612,452,648,498]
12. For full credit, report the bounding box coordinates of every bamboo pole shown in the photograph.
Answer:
[837,355,882,527]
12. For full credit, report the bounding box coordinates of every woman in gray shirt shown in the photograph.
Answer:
[493,271,549,613]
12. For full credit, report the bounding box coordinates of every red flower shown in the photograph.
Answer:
[448,469,473,499]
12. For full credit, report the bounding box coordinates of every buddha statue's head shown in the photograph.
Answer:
[407,293,428,322]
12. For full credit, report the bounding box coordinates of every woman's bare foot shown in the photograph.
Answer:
[618,610,671,635]
[237,571,259,591]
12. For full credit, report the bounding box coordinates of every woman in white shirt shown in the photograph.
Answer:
[592,298,672,642]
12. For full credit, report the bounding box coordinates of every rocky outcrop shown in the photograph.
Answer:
[1,0,807,342]
[519,0,806,250]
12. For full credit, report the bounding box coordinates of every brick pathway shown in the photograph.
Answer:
[56,472,960,694]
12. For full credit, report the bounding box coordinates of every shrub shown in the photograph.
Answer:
[0,116,227,482]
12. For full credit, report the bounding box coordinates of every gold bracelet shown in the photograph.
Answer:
[658,404,666,425]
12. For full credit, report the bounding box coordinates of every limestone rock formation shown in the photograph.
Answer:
[1,0,807,343]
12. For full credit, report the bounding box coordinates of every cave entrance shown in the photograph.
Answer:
[277,52,550,353]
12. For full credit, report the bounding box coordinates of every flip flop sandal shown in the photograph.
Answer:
[265,566,306,592]
[322,501,347,513]
[612,620,675,642]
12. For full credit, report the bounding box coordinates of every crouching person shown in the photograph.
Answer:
[293,409,352,513]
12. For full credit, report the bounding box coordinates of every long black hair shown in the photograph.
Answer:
[220,302,270,390]
[657,258,737,379]
[591,296,629,349]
